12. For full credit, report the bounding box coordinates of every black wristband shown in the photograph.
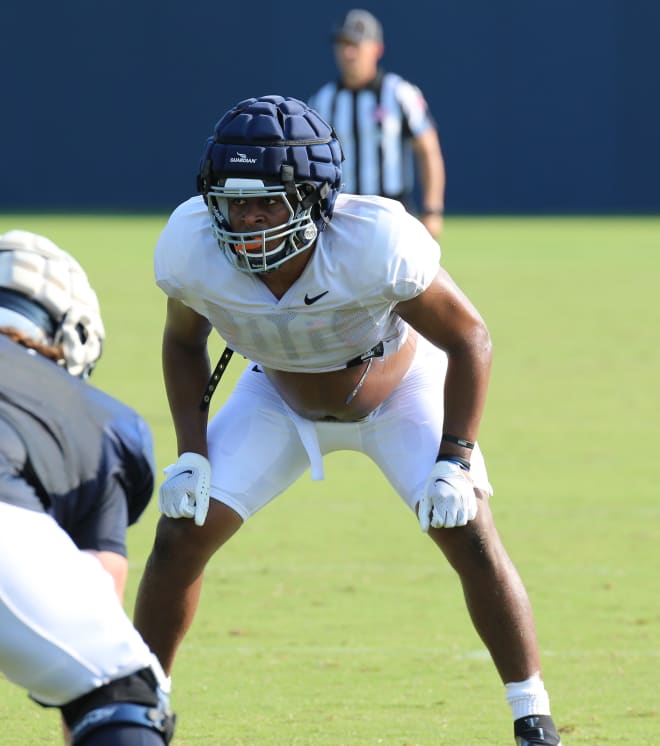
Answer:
[423,208,444,216]
[441,433,475,449]
[436,454,471,471]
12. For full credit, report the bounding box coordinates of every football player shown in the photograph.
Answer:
[0,230,175,745]
[135,95,561,745]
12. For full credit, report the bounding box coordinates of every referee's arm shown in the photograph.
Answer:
[413,127,446,240]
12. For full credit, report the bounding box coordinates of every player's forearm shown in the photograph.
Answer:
[85,550,128,601]
[162,337,211,457]
[441,328,492,457]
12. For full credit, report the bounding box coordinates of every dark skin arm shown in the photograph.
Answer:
[395,267,493,461]
[162,297,213,457]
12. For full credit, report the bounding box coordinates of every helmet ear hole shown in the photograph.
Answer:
[75,322,88,345]
[299,181,330,209]
[310,203,323,227]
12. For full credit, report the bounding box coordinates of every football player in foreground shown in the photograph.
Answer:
[134,95,562,745]
[0,230,175,745]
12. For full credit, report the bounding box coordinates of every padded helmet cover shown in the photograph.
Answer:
[0,230,104,377]
[198,95,343,230]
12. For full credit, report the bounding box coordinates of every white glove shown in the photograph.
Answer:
[418,460,477,531]
[158,452,211,526]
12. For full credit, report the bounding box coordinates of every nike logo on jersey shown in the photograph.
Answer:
[304,290,329,305]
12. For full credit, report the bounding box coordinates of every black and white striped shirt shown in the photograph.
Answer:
[309,70,435,205]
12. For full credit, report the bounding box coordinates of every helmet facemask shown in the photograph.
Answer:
[206,178,319,274]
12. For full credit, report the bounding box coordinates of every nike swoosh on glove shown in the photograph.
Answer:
[418,460,477,531]
[159,452,211,526]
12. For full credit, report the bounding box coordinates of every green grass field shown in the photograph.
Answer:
[0,215,658,744]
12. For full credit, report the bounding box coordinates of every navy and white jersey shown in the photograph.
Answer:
[0,335,155,555]
[155,193,441,373]
[309,71,435,204]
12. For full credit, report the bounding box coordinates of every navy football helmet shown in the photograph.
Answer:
[197,95,343,273]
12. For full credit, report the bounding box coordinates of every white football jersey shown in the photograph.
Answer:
[154,193,441,372]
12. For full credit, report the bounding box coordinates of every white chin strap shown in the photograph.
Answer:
[0,308,49,344]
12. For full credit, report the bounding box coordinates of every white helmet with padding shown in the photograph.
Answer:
[0,229,105,377]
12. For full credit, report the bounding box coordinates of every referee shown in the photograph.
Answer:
[309,9,446,240]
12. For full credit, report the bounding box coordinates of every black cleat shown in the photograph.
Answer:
[514,715,562,745]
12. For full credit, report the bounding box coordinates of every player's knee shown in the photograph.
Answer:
[61,666,175,745]
[148,520,210,578]
[152,503,242,568]
[430,516,501,574]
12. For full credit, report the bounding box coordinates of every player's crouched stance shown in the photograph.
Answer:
[135,95,561,744]
[0,230,175,745]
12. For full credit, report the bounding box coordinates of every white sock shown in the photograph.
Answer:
[505,672,551,720]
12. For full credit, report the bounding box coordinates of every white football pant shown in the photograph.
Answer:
[0,502,153,706]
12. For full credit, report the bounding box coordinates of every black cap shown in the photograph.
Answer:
[334,9,383,44]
